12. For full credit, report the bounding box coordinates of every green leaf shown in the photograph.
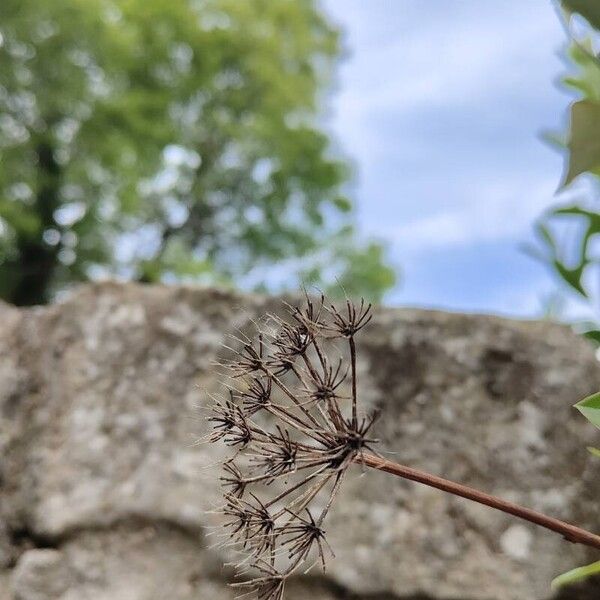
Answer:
[575,391,600,429]
[587,446,600,457]
[554,260,587,297]
[552,560,600,588]
[562,0,600,30]
[540,129,567,150]
[536,222,557,251]
[333,195,352,212]
[563,100,600,186]
[583,330,600,344]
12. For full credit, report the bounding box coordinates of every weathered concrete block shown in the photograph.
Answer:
[0,283,598,599]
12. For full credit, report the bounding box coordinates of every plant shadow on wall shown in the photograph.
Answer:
[208,294,600,600]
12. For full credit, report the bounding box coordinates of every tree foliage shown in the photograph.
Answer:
[0,0,395,305]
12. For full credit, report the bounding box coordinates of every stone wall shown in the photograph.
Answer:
[0,282,598,599]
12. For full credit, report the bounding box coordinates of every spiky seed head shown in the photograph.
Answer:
[209,294,377,598]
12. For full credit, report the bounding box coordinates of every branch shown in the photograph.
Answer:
[358,453,600,551]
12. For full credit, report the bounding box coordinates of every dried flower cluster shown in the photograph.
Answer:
[208,294,600,599]
[209,295,378,599]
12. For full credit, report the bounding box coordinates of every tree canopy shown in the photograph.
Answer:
[0,0,395,305]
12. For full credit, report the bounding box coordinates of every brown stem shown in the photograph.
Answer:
[349,336,358,428]
[358,453,600,551]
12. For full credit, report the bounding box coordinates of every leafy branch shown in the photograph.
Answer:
[551,392,600,588]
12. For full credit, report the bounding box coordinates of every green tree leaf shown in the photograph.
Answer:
[583,330,600,344]
[528,218,590,298]
[563,100,600,186]
[552,560,600,589]
[575,392,600,429]
[587,446,600,457]
[531,36,600,317]
[562,0,600,30]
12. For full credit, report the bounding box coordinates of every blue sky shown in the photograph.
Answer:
[322,0,576,316]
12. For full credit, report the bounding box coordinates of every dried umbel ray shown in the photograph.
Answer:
[209,295,600,600]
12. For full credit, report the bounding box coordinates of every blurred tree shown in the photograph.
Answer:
[0,0,395,305]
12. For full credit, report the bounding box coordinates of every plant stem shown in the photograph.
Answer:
[358,453,600,551]
[349,336,358,428]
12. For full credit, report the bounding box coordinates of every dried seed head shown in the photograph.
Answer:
[249,426,299,481]
[273,322,312,357]
[290,292,326,334]
[221,461,248,498]
[232,562,286,600]
[208,394,251,446]
[242,377,272,416]
[242,493,278,556]
[223,493,253,543]
[303,358,346,405]
[209,294,378,598]
[326,298,372,338]
[280,509,333,571]
[253,577,285,600]
[229,335,267,377]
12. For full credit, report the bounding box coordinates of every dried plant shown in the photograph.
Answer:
[209,294,600,599]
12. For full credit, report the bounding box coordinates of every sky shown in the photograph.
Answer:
[321,0,577,317]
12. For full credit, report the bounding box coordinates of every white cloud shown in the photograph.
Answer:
[321,1,571,251]
[378,175,566,255]
[324,1,563,155]
[320,0,572,314]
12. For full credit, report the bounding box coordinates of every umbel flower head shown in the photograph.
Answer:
[209,295,600,598]
[209,294,379,600]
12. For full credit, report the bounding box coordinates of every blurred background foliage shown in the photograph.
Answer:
[538,3,600,585]
[0,0,395,306]
[531,0,600,341]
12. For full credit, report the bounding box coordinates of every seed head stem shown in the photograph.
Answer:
[359,453,600,551]
[349,336,357,428]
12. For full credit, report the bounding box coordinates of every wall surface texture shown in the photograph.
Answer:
[0,283,599,600]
